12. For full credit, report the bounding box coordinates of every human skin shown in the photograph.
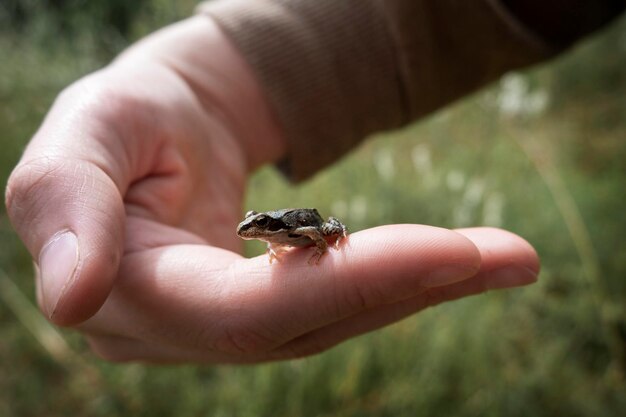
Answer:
[5,15,539,363]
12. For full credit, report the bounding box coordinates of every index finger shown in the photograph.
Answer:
[221,224,482,350]
[81,225,482,357]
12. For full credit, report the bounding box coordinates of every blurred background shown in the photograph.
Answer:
[1,1,625,416]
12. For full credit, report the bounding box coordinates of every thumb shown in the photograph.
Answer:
[6,156,125,326]
[6,83,126,325]
[5,74,135,326]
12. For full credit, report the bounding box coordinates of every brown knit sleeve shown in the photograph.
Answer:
[194,0,555,181]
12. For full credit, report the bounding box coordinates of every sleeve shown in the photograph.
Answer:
[196,0,624,182]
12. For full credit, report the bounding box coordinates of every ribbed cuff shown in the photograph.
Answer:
[198,0,406,181]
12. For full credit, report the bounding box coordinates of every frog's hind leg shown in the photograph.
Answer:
[291,226,328,264]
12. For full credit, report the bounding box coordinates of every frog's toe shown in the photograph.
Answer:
[266,244,286,264]
[308,248,325,264]
[268,252,279,264]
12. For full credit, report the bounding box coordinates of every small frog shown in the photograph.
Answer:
[236,208,348,264]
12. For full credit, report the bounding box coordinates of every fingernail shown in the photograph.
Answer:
[486,266,538,289]
[422,264,479,287]
[39,231,79,318]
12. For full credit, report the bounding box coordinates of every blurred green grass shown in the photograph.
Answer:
[1,2,625,416]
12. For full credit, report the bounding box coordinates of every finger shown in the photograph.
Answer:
[271,227,540,358]
[454,227,540,285]
[5,76,133,325]
[78,244,242,356]
[124,217,208,253]
[80,225,482,357]
[225,224,482,350]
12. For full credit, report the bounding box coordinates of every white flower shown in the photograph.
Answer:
[411,144,432,176]
[497,73,549,117]
[373,148,395,182]
[452,177,486,227]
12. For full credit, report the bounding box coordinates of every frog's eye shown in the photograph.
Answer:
[254,215,270,227]
[245,210,258,219]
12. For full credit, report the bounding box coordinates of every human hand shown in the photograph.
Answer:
[6,15,284,326]
[5,16,539,363]
[81,225,538,363]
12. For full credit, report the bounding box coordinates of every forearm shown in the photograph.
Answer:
[198,0,624,181]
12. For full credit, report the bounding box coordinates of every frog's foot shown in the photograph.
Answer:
[323,217,347,236]
[333,232,349,249]
[308,247,326,265]
[267,243,288,264]
[323,217,348,249]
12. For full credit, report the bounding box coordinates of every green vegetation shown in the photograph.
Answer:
[1,2,625,416]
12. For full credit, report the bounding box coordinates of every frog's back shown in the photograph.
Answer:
[269,208,324,227]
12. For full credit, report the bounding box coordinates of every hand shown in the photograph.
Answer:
[6,15,284,325]
[5,16,539,363]
[82,225,538,363]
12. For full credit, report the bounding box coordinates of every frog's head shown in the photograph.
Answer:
[236,210,288,240]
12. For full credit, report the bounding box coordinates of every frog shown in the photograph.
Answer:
[236,208,348,264]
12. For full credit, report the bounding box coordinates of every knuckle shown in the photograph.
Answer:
[5,158,67,230]
[347,285,370,310]
[341,282,388,313]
